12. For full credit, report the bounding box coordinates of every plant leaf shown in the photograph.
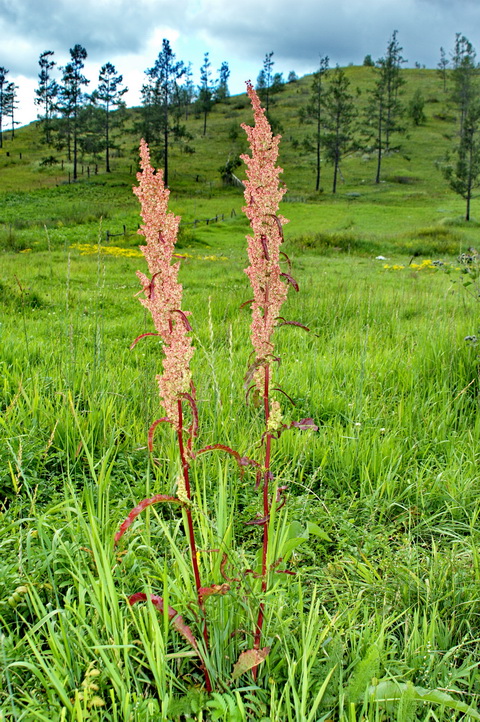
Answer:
[280,272,299,292]
[180,392,199,438]
[115,494,184,544]
[260,234,270,260]
[148,417,174,451]
[171,308,193,332]
[128,593,199,652]
[198,583,230,604]
[291,417,319,431]
[195,443,259,472]
[232,647,270,680]
[367,680,480,719]
[130,332,161,350]
[276,317,310,332]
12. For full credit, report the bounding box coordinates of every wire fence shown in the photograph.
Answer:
[105,208,238,242]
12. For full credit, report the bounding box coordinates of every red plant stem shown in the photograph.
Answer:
[253,362,272,679]
[177,399,212,692]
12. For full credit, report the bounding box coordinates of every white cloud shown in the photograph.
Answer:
[3,0,480,125]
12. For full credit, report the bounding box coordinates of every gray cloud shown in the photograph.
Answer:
[192,0,480,69]
[4,0,480,125]
[0,0,189,75]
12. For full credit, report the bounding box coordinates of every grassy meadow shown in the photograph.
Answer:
[1,67,480,720]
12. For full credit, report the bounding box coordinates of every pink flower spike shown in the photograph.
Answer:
[134,140,195,429]
[241,83,290,389]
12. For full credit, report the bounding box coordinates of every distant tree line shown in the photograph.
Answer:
[0,67,19,148]
[28,40,234,185]
[1,33,479,216]
[439,34,480,220]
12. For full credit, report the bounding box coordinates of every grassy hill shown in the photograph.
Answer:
[0,65,478,258]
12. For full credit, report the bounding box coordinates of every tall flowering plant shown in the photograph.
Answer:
[115,101,314,694]
[241,83,316,666]
[116,139,212,690]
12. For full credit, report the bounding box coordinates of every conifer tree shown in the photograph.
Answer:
[35,50,58,144]
[0,67,9,149]
[142,38,185,186]
[215,61,230,102]
[59,45,89,179]
[301,55,329,191]
[437,47,449,92]
[198,52,213,135]
[364,30,406,183]
[256,52,274,112]
[93,62,128,172]
[323,66,355,193]
[4,81,18,140]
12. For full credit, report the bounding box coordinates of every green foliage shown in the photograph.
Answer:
[1,61,480,719]
[408,89,427,125]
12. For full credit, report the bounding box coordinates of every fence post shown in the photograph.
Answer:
[123,225,126,236]
[106,230,110,243]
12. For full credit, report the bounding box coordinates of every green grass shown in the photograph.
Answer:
[1,66,480,720]
[2,239,480,719]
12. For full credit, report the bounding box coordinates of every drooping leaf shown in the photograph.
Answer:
[268,213,285,243]
[243,358,267,389]
[232,647,270,680]
[171,309,193,332]
[146,271,161,299]
[130,332,161,350]
[240,298,254,309]
[260,234,270,260]
[195,443,259,473]
[198,583,230,604]
[128,593,199,652]
[279,250,292,269]
[180,392,199,438]
[291,417,319,431]
[220,553,241,582]
[245,514,270,526]
[148,417,174,451]
[280,272,299,292]
[276,317,310,332]
[115,494,183,544]
[272,386,296,406]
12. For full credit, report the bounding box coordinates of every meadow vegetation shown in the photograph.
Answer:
[1,67,480,720]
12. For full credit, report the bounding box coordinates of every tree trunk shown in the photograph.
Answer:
[105,107,110,173]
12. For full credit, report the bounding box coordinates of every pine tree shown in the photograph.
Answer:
[0,67,9,149]
[4,82,18,140]
[322,66,355,193]
[437,47,449,92]
[215,61,230,102]
[365,30,406,183]
[301,55,329,191]
[256,52,274,112]
[198,52,213,135]
[59,45,89,179]
[142,38,185,186]
[451,34,478,136]
[444,100,480,221]
[93,62,128,172]
[35,50,58,144]
[443,35,480,220]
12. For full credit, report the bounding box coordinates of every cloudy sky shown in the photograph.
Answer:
[2,0,480,127]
